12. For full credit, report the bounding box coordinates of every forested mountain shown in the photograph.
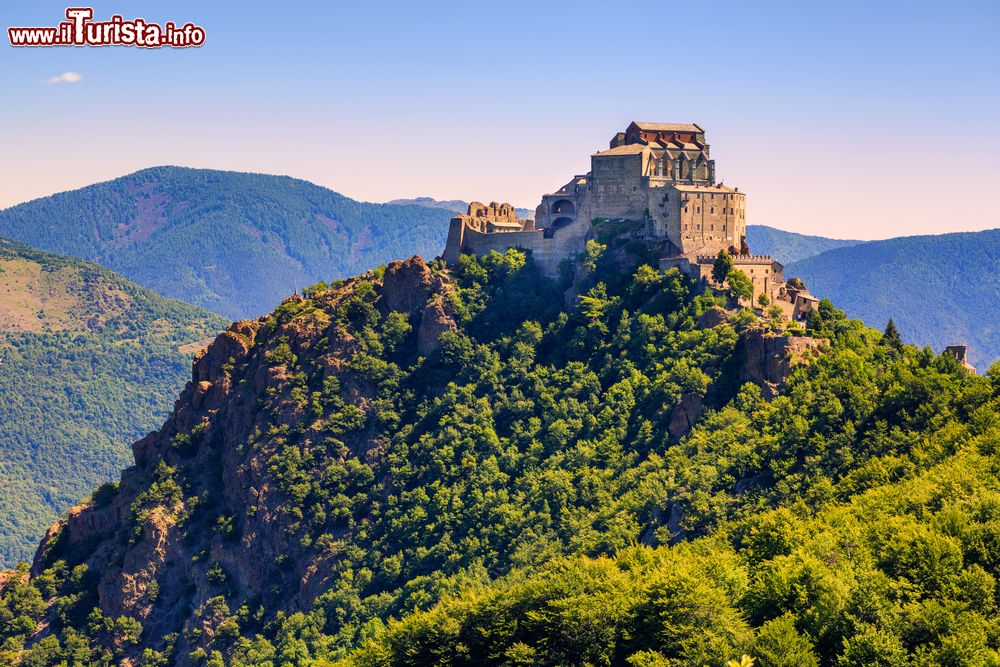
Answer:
[787,228,1000,369]
[745,225,861,264]
[0,168,454,319]
[0,238,226,567]
[3,223,999,666]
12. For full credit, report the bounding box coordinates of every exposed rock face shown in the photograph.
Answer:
[697,306,729,329]
[736,329,826,398]
[668,392,703,440]
[382,256,457,355]
[29,256,457,665]
[382,256,434,315]
[418,294,457,356]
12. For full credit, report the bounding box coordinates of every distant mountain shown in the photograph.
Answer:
[389,196,535,220]
[0,167,455,319]
[746,224,862,264]
[787,228,1000,369]
[0,238,226,566]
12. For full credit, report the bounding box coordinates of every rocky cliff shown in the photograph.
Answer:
[31,256,458,664]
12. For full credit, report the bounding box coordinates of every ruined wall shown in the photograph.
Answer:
[449,215,591,278]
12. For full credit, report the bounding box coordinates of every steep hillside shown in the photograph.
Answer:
[0,168,454,319]
[746,224,861,264]
[788,228,1000,369]
[388,196,535,220]
[0,238,226,567]
[3,232,998,666]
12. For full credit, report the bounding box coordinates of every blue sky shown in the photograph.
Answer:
[1,0,998,238]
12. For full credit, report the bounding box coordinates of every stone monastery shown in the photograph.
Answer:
[442,121,818,317]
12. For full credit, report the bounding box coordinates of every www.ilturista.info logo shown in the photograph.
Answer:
[8,8,205,48]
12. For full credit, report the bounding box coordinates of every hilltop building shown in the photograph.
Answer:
[944,345,977,374]
[442,121,816,314]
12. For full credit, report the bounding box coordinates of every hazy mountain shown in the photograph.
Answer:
[787,228,1000,369]
[389,196,535,220]
[0,238,226,566]
[746,224,862,264]
[0,167,455,320]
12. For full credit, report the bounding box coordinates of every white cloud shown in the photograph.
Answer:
[43,72,83,85]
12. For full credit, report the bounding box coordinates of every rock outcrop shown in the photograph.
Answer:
[668,392,703,440]
[382,256,435,315]
[697,306,729,329]
[29,255,457,665]
[417,294,457,355]
[735,329,826,398]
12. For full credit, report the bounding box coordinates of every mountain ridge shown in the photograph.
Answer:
[0,167,455,320]
[745,224,861,264]
[786,227,1000,368]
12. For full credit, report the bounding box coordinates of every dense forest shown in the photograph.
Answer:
[786,228,1000,369]
[1,226,999,666]
[0,238,226,566]
[0,167,453,319]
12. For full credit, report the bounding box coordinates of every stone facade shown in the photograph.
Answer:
[661,254,785,301]
[944,345,977,374]
[441,122,789,296]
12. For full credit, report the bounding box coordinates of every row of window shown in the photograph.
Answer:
[683,223,728,232]
[682,206,742,215]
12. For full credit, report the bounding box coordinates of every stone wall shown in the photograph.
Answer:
[662,254,785,301]
[446,215,591,278]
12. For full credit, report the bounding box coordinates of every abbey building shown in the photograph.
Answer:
[442,121,798,308]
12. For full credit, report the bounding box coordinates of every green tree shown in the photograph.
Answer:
[713,249,735,284]
[881,319,903,353]
[727,269,754,302]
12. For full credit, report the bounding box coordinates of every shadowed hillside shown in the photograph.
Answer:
[0,238,226,566]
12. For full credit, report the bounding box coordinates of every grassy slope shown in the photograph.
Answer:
[0,238,227,566]
[0,167,455,320]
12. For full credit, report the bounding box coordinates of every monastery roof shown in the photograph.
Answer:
[592,144,647,157]
[632,121,703,133]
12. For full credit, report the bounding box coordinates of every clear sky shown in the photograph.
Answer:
[1,0,998,239]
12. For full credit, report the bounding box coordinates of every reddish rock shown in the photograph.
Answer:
[417,295,457,356]
[382,256,434,315]
[736,329,826,398]
[697,306,729,329]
